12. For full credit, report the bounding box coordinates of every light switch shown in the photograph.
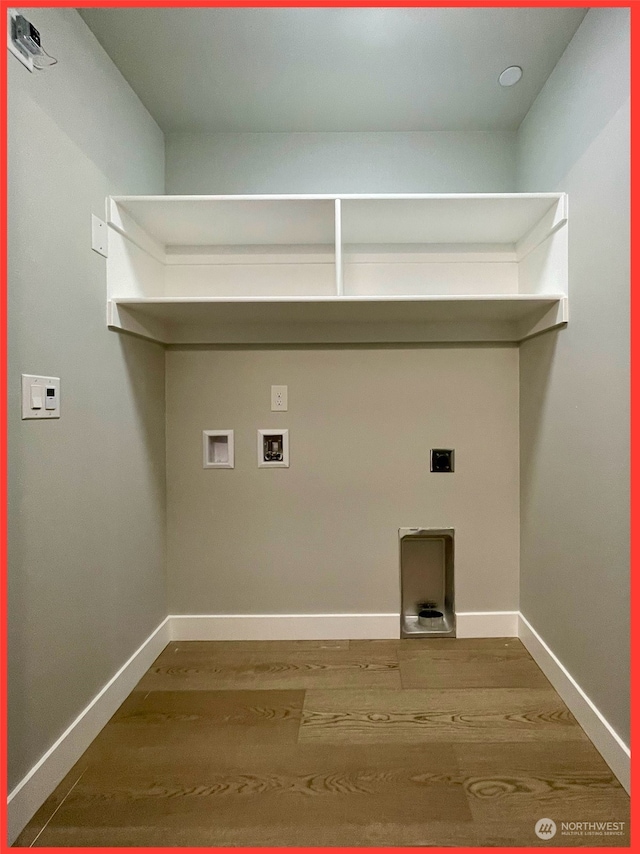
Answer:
[22,374,60,419]
[44,385,57,409]
[30,384,43,409]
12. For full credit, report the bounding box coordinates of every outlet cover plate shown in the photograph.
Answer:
[271,385,288,411]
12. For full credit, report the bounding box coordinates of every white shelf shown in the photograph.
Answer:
[109,294,568,345]
[105,193,568,344]
[110,193,563,247]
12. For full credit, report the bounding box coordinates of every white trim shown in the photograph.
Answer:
[7,617,171,845]
[170,612,520,641]
[111,193,565,202]
[170,613,399,641]
[202,429,234,469]
[518,613,630,794]
[455,610,519,637]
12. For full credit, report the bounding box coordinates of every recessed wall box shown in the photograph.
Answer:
[399,527,455,638]
[203,430,234,469]
[258,428,289,468]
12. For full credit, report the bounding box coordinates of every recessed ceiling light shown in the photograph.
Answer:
[499,66,523,87]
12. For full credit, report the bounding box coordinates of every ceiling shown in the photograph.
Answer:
[79,7,586,134]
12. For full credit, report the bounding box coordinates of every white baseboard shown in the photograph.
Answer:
[455,610,519,637]
[7,617,171,845]
[169,613,400,641]
[518,613,630,794]
[170,612,520,641]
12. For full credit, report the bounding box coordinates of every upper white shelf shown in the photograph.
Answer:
[105,193,568,344]
[110,193,563,248]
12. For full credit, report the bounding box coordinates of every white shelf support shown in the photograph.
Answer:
[518,297,569,342]
[515,193,568,263]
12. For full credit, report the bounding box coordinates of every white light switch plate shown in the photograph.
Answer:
[22,374,60,419]
[271,385,288,411]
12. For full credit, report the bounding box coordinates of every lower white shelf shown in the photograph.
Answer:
[108,294,568,345]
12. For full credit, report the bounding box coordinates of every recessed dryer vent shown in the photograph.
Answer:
[399,527,455,637]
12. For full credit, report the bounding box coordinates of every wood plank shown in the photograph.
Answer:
[29,743,471,848]
[82,690,305,761]
[28,821,485,848]
[165,639,350,654]
[454,741,629,826]
[350,637,524,653]
[13,765,87,848]
[469,820,628,848]
[137,649,401,691]
[398,646,550,689]
[14,690,153,846]
[31,739,627,849]
[300,688,589,744]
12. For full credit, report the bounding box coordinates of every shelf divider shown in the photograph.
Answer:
[335,198,343,296]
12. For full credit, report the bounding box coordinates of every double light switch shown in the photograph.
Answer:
[22,375,60,419]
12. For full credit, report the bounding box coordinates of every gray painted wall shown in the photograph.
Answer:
[517,8,629,744]
[166,131,516,194]
[8,8,166,790]
[166,346,519,616]
[165,128,520,618]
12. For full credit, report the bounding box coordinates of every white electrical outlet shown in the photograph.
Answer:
[271,385,288,411]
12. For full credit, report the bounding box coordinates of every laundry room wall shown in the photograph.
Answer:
[516,7,630,744]
[8,7,166,792]
[165,134,520,619]
[165,130,516,194]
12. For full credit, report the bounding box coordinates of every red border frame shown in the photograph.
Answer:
[0,1,634,852]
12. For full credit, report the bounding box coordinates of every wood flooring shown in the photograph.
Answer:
[15,637,630,847]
